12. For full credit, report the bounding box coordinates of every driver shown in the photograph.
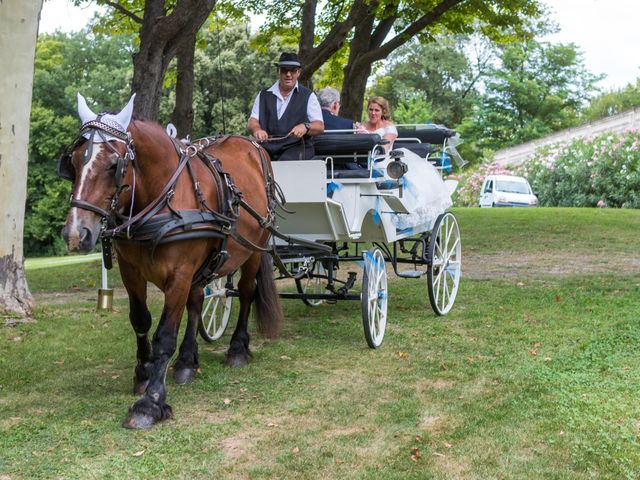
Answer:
[248,52,324,160]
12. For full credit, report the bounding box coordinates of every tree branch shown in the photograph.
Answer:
[358,0,467,67]
[370,13,397,48]
[101,0,143,24]
[298,0,317,59]
[300,0,374,77]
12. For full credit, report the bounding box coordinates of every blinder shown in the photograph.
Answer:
[57,117,134,185]
[57,137,87,182]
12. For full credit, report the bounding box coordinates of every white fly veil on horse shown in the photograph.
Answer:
[57,93,137,182]
[77,92,136,143]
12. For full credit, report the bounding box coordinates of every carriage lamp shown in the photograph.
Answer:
[387,150,408,180]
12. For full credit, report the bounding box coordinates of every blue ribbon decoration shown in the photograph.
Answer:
[372,196,382,225]
[327,180,343,196]
[441,151,452,173]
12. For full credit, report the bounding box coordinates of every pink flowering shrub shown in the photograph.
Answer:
[519,130,640,208]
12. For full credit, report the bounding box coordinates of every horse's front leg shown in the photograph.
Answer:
[173,285,203,385]
[118,258,153,395]
[122,282,190,429]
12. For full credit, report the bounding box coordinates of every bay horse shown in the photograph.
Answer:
[59,93,283,429]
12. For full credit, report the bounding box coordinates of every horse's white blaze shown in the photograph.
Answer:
[69,144,102,235]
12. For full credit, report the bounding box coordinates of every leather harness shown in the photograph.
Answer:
[58,120,332,285]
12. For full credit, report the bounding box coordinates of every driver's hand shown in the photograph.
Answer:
[290,124,307,138]
[254,129,268,141]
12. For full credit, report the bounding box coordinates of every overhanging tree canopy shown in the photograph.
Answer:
[246,0,544,120]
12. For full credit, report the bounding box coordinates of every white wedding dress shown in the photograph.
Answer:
[375,148,452,231]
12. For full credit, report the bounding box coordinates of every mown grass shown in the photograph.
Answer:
[2,207,640,479]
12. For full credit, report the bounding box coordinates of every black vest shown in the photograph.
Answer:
[259,85,314,153]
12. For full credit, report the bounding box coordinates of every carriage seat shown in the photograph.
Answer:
[396,125,456,145]
[313,133,385,178]
[393,141,439,158]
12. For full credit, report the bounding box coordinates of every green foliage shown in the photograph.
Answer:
[371,38,478,127]
[467,40,602,152]
[393,94,437,124]
[583,79,640,121]
[518,131,640,208]
[314,47,351,90]
[188,22,285,137]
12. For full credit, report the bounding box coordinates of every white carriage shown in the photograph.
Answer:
[199,125,464,348]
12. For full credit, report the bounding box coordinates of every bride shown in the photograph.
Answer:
[357,96,398,150]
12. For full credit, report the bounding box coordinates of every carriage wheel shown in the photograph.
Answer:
[427,212,461,315]
[295,262,327,306]
[198,275,233,342]
[361,247,388,349]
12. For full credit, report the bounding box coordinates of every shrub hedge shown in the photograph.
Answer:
[453,129,640,208]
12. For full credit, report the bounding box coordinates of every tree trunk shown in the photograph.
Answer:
[297,0,374,87]
[171,32,196,137]
[129,0,217,121]
[338,5,378,121]
[0,0,41,317]
[340,65,372,122]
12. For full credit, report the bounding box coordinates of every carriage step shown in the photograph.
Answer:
[397,270,424,278]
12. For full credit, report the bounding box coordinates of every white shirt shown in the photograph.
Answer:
[250,81,323,122]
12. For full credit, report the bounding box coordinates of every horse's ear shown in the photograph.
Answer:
[77,93,96,124]
[113,93,136,130]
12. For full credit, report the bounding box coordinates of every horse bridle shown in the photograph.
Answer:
[57,117,136,220]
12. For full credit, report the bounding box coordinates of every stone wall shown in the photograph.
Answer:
[493,107,640,166]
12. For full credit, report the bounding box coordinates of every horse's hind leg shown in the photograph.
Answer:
[173,286,203,385]
[119,259,153,395]
[225,254,261,368]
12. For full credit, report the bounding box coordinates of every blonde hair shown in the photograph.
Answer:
[368,96,391,121]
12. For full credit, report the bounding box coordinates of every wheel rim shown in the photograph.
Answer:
[428,213,461,315]
[362,248,388,348]
[200,277,233,342]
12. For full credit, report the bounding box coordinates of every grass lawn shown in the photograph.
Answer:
[2,207,640,479]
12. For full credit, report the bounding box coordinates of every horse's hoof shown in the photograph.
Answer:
[122,397,172,429]
[122,412,156,429]
[173,367,196,385]
[224,352,250,368]
[133,379,149,396]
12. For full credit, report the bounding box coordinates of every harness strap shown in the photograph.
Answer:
[71,198,110,218]
[103,140,193,237]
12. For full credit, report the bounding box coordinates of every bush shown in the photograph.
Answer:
[520,130,640,208]
[452,129,640,209]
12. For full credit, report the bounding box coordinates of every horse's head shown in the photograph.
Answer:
[59,93,136,253]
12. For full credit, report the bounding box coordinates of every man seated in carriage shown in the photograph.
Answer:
[317,87,355,131]
[248,52,324,161]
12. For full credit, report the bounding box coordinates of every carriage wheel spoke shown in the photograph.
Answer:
[362,248,387,348]
[428,213,461,316]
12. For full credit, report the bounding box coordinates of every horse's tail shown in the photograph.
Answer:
[254,251,284,338]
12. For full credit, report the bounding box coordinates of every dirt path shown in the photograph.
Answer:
[462,251,640,279]
[30,250,640,307]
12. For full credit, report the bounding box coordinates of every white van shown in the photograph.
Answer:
[479,175,538,208]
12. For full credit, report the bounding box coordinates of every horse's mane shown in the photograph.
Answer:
[128,119,175,151]
[129,118,169,137]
